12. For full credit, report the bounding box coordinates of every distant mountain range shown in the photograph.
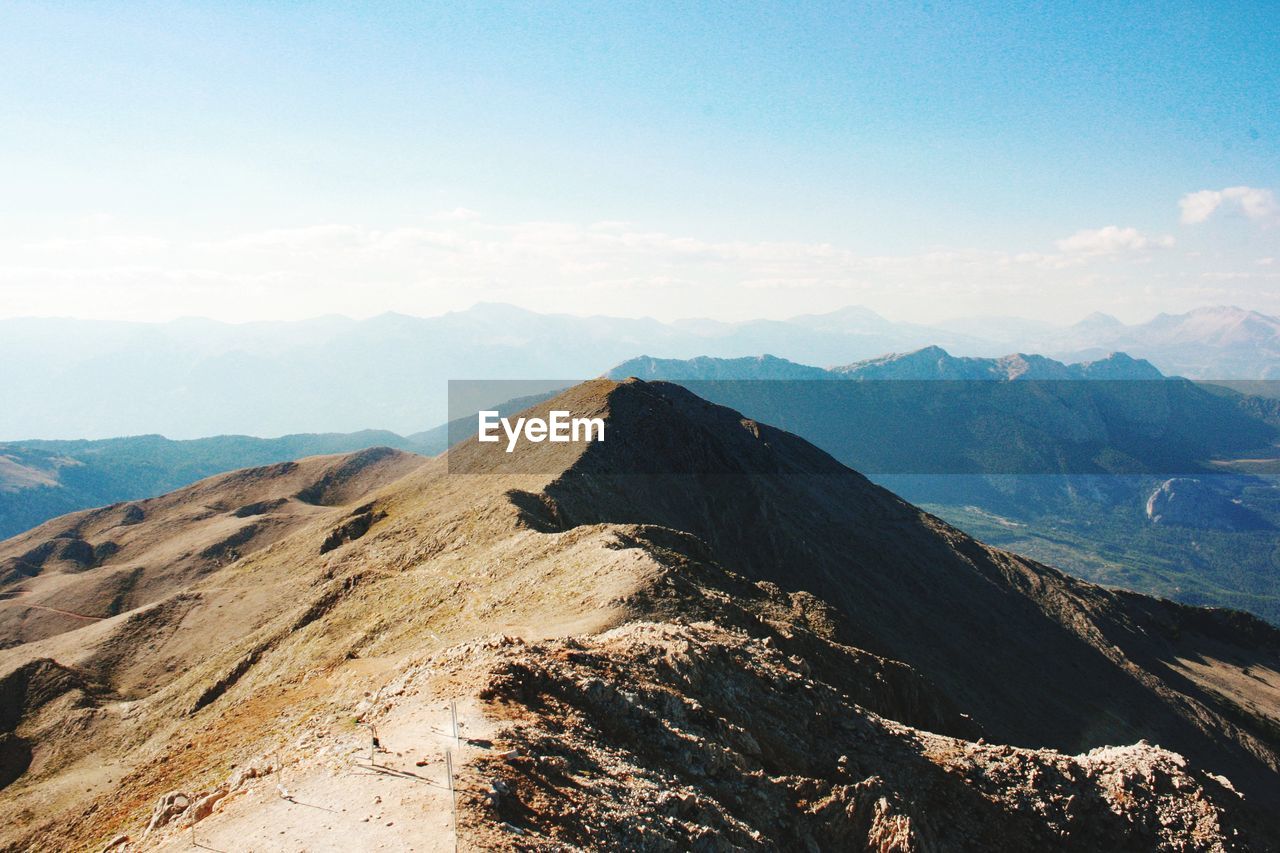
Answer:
[2,304,1276,439]
[0,432,434,540]
[1038,307,1280,379]
[608,348,1279,479]
[612,347,1167,381]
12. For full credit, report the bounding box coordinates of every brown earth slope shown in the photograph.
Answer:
[0,446,424,648]
[0,379,1277,851]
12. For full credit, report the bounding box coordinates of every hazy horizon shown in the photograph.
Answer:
[1,300,1276,330]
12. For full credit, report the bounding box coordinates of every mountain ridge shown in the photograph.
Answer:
[610,347,1168,382]
[3,379,1278,849]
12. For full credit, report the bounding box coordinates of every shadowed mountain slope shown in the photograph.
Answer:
[600,351,1280,625]
[511,382,1280,799]
[0,380,1277,850]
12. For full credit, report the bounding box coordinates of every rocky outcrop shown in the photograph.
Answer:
[144,791,191,835]
[461,622,1265,850]
[1146,478,1267,531]
[319,506,385,554]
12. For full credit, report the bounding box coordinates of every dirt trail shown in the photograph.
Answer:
[148,681,497,853]
[0,594,104,621]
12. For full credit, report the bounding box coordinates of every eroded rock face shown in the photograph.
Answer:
[1146,478,1265,531]
[459,622,1262,851]
[319,507,385,554]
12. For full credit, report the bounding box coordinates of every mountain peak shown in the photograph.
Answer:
[480,380,1280,790]
[1074,311,1124,328]
[452,301,543,320]
[830,345,959,377]
[605,353,829,381]
[785,304,894,333]
[1075,351,1165,379]
[1187,305,1251,318]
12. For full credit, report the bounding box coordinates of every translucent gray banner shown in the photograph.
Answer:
[445,378,1280,476]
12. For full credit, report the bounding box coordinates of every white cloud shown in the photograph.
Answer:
[24,234,172,255]
[1055,226,1175,255]
[1179,186,1278,225]
[222,224,368,251]
[430,207,482,221]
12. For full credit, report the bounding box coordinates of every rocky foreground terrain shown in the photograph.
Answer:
[2,379,1280,851]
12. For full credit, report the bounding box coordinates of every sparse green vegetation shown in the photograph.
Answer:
[926,489,1280,624]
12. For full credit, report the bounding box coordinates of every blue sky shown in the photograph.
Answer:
[1,1,1277,323]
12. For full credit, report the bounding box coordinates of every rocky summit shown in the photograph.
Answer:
[2,379,1279,851]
